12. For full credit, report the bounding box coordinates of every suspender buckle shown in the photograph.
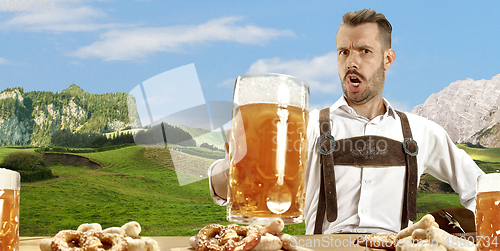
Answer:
[403,138,419,156]
[317,134,335,155]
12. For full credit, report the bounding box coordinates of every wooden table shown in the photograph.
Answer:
[20,235,367,251]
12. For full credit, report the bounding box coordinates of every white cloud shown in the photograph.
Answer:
[69,16,295,61]
[69,60,83,66]
[0,57,10,64]
[217,78,235,88]
[247,51,339,93]
[1,3,132,32]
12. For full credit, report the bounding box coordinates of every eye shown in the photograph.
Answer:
[362,49,371,54]
[339,50,348,56]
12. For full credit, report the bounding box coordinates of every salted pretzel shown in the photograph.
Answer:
[224,225,261,251]
[50,229,128,251]
[194,224,261,251]
[81,230,128,251]
[51,230,85,251]
[356,233,397,250]
[42,221,159,251]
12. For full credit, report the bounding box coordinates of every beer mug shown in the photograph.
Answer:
[228,73,309,224]
[476,173,500,250]
[0,168,20,251]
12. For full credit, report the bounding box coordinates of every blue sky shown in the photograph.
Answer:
[1,0,499,113]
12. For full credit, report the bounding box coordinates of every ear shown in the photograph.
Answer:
[384,48,396,71]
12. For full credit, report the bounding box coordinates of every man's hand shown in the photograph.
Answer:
[210,129,231,200]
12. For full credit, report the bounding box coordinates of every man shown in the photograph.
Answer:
[208,9,484,234]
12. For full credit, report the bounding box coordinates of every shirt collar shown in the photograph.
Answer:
[329,96,397,120]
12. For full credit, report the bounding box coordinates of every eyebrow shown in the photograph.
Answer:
[337,45,374,51]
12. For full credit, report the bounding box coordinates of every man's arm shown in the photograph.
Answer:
[208,157,229,206]
[208,130,231,206]
[411,114,484,211]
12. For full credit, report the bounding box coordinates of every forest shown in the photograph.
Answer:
[0,85,135,146]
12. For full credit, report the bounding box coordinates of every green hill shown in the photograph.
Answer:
[9,144,500,237]
[457,143,500,163]
[19,145,228,236]
[15,145,299,236]
[176,125,226,150]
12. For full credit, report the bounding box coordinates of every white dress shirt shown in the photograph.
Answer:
[208,96,484,235]
[305,96,483,234]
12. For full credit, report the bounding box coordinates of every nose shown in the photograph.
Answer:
[346,54,359,70]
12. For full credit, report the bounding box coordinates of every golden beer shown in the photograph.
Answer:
[476,191,500,250]
[0,189,19,251]
[0,169,20,251]
[228,73,309,224]
[476,173,500,251]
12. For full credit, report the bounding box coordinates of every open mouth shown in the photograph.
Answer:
[348,75,362,87]
[349,76,361,87]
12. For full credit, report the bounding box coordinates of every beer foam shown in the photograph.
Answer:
[477,173,500,193]
[0,168,20,190]
[234,73,310,110]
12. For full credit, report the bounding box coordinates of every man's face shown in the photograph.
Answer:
[336,23,392,105]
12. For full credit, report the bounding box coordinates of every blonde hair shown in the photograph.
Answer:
[341,9,392,50]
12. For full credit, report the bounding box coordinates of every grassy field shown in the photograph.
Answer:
[0,147,34,162]
[457,143,500,162]
[19,146,228,236]
[4,143,499,237]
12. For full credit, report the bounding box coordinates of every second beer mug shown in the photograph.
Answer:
[476,173,500,250]
[0,168,20,251]
[228,73,309,224]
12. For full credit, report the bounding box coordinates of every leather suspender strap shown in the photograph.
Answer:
[314,108,337,234]
[396,111,419,229]
[313,109,418,233]
[314,164,327,234]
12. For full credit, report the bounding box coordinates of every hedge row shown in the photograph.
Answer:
[1,151,53,182]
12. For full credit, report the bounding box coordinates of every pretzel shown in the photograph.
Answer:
[40,238,53,251]
[264,219,284,235]
[396,239,446,251]
[278,233,297,251]
[77,223,102,233]
[253,233,282,251]
[103,227,125,236]
[121,221,141,238]
[248,224,267,235]
[81,230,128,251]
[51,230,84,251]
[194,224,261,251]
[411,229,427,241]
[426,227,476,251]
[142,237,160,251]
[223,225,262,251]
[392,216,477,251]
[195,224,227,251]
[357,233,397,250]
[397,214,437,240]
[44,221,159,251]
[126,237,147,251]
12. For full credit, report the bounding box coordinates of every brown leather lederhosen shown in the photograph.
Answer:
[313,108,419,234]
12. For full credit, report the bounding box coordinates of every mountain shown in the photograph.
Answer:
[411,74,500,147]
[0,85,137,146]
